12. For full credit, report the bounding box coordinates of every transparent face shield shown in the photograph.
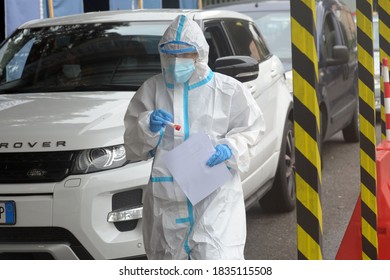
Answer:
[160,40,197,61]
[160,40,197,55]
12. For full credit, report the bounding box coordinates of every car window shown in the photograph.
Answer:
[321,14,341,61]
[248,11,291,62]
[249,23,270,61]
[0,22,169,93]
[2,38,34,82]
[203,22,232,70]
[223,19,269,62]
[334,7,357,55]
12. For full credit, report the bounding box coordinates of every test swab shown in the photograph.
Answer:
[166,121,181,131]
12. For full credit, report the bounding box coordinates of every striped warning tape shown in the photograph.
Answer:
[378,0,390,140]
[356,0,378,260]
[291,0,322,260]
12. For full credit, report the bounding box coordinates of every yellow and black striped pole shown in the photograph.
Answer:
[356,0,378,260]
[378,0,390,140]
[290,0,322,260]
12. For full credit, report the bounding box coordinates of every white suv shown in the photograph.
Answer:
[0,9,293,259]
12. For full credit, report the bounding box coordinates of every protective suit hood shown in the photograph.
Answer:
[159,15,210,84]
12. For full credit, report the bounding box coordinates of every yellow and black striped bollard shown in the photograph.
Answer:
[291,0,323,260]
[356,0,379,260]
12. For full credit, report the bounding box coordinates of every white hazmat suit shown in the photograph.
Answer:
[124,15,265,260]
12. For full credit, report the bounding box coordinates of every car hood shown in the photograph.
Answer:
[0,91,135,152]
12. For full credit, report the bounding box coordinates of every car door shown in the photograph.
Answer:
[319,12,353,137]
[204,19,281,190]
[335,7,358,112]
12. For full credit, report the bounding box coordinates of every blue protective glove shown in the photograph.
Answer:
[149,109,173,133]
[206,144,232,167]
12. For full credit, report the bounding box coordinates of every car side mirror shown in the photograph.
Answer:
[214,56,259,83]
[326,45,349,66]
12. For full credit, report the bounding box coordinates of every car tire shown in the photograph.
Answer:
[259,119,296,212]
[342,101,359,143]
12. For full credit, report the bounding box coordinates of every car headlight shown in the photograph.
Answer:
[71,144,128,174]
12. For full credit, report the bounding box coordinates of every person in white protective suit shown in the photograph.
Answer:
[123,15,265,260]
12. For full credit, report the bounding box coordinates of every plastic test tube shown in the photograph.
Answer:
[166,121,181,131]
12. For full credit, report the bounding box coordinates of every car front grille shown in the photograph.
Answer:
[0,151,76,183]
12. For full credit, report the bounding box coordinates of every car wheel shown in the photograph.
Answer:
[259,119,296,212]
[342,101,359,143]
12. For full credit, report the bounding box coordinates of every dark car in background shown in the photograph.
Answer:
[207,0,360,150]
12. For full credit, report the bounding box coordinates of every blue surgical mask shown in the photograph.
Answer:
[167,58,195,83]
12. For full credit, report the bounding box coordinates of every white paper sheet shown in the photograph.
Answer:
[162,132,232,205]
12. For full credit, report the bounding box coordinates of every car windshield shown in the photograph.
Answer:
[0,21,169,93]
[244,10,291,70]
